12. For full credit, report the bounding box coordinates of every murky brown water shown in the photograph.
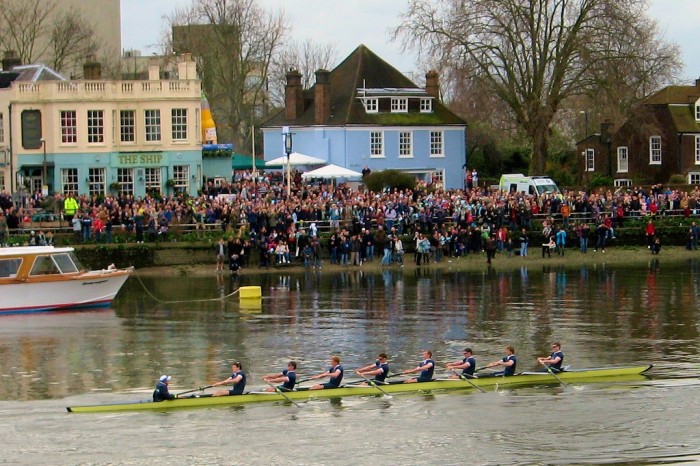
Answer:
[1,259,699,464]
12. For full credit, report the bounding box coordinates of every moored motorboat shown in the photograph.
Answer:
[0,246,132,315]
[66,364,652,413]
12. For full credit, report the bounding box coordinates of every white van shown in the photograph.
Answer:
[499,174,560,196]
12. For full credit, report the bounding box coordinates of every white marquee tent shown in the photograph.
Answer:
[301,164,363,179]
[265,152,326,166]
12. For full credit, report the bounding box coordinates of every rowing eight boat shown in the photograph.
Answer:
[66,365,652,413]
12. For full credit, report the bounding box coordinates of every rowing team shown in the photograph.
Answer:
[153,343,564,402]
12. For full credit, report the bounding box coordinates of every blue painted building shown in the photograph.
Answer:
[261,45,467,189]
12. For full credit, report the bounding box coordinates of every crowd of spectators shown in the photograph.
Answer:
[2,172,700,267]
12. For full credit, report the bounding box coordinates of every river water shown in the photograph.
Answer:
[1,259,700,465]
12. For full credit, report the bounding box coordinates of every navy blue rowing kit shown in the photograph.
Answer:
[322,364,344,389]
[374,361,389,383]
[462,356,476,377]
[281,369,296,391]
[548,351,564,372]
[417,358,435,382]
[228,370,246,395]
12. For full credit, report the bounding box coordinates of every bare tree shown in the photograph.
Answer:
[166,0,289,150]
[49,11,100,75]
[394,0,681,174]
[0,0,56,64]
[268,39,338,107]
[0,0,103,76]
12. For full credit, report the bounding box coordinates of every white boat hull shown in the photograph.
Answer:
[0,268,132,314]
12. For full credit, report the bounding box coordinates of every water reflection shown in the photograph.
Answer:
[1,260,699,401]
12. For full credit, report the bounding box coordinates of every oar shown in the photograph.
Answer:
[450,369,486,393]
[176,385,213,398]
[265,381,301,408]
[295,377,313,385]
[541,363,568,387]
[474,366,490,372]
[385,372,406,379]
[355,372,392,398]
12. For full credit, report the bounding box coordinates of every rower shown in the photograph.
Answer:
[486,346,517,376]
[401,350,435,383]
[263,361,298,392]
[309,356,344,390]
[446,348,476,378]
[153,374,175,402]
[355,353,390,384]
[537,342,564,372]
[211,362,246,396]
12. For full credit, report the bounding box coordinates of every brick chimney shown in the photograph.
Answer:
[314,69,331,125]
[284,69,303,120]
[83,54,101,80]
[600,119,613,144]
[425,70,440,99]
[695,77,700,88]
[2,50,21,71]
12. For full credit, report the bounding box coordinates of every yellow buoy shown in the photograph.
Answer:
[238,286,262,299]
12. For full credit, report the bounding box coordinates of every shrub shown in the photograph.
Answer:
[669,174,686,184]
[589,174,613,189]
[363,169,417,192]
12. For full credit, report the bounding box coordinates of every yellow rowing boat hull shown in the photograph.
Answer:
[66,365,652,413]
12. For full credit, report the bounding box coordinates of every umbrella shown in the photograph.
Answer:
[301,164,363,179]
[265,152,326,166]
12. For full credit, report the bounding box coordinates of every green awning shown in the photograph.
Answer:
[232,153,270,170]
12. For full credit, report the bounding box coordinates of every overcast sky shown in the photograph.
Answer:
[121,0,700,83]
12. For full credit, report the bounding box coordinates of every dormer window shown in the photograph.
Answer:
[391,98,408,113]
[420,98,432,113]
[363,98,378,113]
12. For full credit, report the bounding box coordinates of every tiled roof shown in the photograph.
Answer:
[668,105,700,133]
[263,44,466,127]
[643,85,700,105]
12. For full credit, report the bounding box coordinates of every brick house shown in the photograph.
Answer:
[578,79,700,187]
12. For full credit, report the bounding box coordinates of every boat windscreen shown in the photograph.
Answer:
[52,253,79,273]
[29,255,62,276]
[0,258,22,278]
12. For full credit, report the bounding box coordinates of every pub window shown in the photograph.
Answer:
[172,165,189,192]
[145,109,161,142]
[145,167,161,191]
[120,110,135,142]
[61,110,77,144]
[88,168,106,196]
[117,168,134,195]
[171,108,188,141]
[87,110,104,143]
[61,168,78,194]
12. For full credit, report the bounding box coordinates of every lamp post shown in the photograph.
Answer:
[579,110,589,139]
[284,129,293,198]
[40,138,47,192]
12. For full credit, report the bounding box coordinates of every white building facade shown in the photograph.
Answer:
[0,59,203,197]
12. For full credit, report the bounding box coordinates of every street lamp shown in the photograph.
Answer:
[579,110,589,139]
[40,138,47,192]
[284,129,293,198]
